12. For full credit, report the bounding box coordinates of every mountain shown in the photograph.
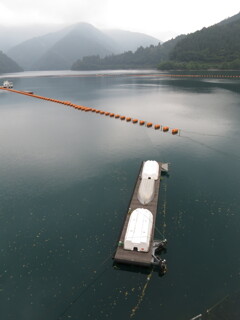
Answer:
[32,23,115,70]
[158,12,240,70]
[218,11,240,25]
[104,29,160,52]
[0,51,23,74]
[72,35,185,70]
[7,25,74,70]
[7,23,160,70]
[72,11,240,71]
[0,24,63,52]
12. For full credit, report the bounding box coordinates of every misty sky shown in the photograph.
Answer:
[0,0,239,40]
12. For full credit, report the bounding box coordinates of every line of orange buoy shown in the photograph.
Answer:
[0,87,180,135]
[154,74,240,79]
[123,73,240,79]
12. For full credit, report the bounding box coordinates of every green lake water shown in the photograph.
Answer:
[0,70,240,320]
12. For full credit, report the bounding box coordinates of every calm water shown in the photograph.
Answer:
[0,70,240,320]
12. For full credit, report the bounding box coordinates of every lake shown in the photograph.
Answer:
[0,70,240,320]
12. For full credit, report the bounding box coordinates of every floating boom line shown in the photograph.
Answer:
[0,87,180,135]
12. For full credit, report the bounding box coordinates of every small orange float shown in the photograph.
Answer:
[115,114,120,118]
[162,126,169,132]
[120,116,126,120]
[105,112,110,116]
[147,122,152,128]
[126,117,131,122]
[132,119,138,124]
[172,129,179,135]
[154,124,160,130]
[110,113,115,117]
[139,121,145,126]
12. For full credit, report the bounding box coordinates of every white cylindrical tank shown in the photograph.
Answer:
[137,178,155,205]
[124,208,153,252]
[141,160,159,180]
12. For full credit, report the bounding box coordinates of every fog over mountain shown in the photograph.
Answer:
[103,29,161,53]
[0,51,22,73]
[6,23,160,71]
[0,24,63,52]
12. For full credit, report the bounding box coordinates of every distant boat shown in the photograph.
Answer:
[3,80,13,88]
[23,91,34,94]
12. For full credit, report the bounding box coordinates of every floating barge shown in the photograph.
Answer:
[114,161,168,271]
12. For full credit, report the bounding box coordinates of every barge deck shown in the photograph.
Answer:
[114,161,165,267]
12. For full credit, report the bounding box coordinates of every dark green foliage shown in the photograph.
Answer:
[0,51,23,73]
[71,35,186,70]
[158,12,240,70]
[158,59,240,71]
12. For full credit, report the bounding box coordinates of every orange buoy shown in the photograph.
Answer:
[120,116,126,120]
[154,124,160,130]
[126,117,131,122]
[162,126,169,132]
[172,129,179,135]
[147,122,152,128]
[115,114,120,118]
[110,113,115,117]
[105,112,110,116]
[139,120,145,126]
[91,109,96,112]
[100,111,105,114]
[132,119,138,124]
[95,110,100,113]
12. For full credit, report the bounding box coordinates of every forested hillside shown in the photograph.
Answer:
[0,51,23,73]
[71,35,185,70]
[72,12,240,71]
[158,12,240,70]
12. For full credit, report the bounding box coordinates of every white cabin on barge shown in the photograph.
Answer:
[124,208,153,252]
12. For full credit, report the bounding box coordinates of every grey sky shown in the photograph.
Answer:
[0,0,239,40]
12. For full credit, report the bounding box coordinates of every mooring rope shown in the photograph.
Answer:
[130,270,153,318]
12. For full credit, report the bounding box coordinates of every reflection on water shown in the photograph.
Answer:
[0,70,240,320]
